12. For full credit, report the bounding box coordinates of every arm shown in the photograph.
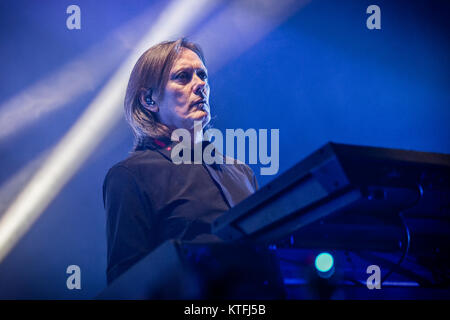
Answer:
[103,165,156,284]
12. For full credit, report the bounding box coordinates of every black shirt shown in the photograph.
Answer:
[103,139,258,284]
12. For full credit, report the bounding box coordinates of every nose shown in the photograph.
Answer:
[193,73,207,97]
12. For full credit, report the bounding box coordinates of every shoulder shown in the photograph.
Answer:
[102,150,167,205]
[105,149,167,181]
[115,149,164,169]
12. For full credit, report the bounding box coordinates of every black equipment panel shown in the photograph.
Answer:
[212,142,450,247]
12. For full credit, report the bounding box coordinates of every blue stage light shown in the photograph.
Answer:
[315,252,334,273]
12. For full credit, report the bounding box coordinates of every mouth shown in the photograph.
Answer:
[192,99,206,106]
[191,100,208,112]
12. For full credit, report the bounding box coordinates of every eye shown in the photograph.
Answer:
[197,70,208,81]
[176,71,189,80]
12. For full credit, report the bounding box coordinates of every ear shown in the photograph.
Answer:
[139,88,159,112]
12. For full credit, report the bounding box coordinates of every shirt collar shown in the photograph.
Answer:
[157,139,223,165]
[136,136,233,166]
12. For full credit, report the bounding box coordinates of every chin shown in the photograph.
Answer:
[202,113,211,127]
[183,114,209,130]
[192,111,210,121]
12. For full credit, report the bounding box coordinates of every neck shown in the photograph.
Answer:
[192,125,204,145]
[170,121,205,147]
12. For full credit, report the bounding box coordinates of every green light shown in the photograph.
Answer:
[315,252,334,273]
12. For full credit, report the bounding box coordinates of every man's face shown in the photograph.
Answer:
[157,48,210,132]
